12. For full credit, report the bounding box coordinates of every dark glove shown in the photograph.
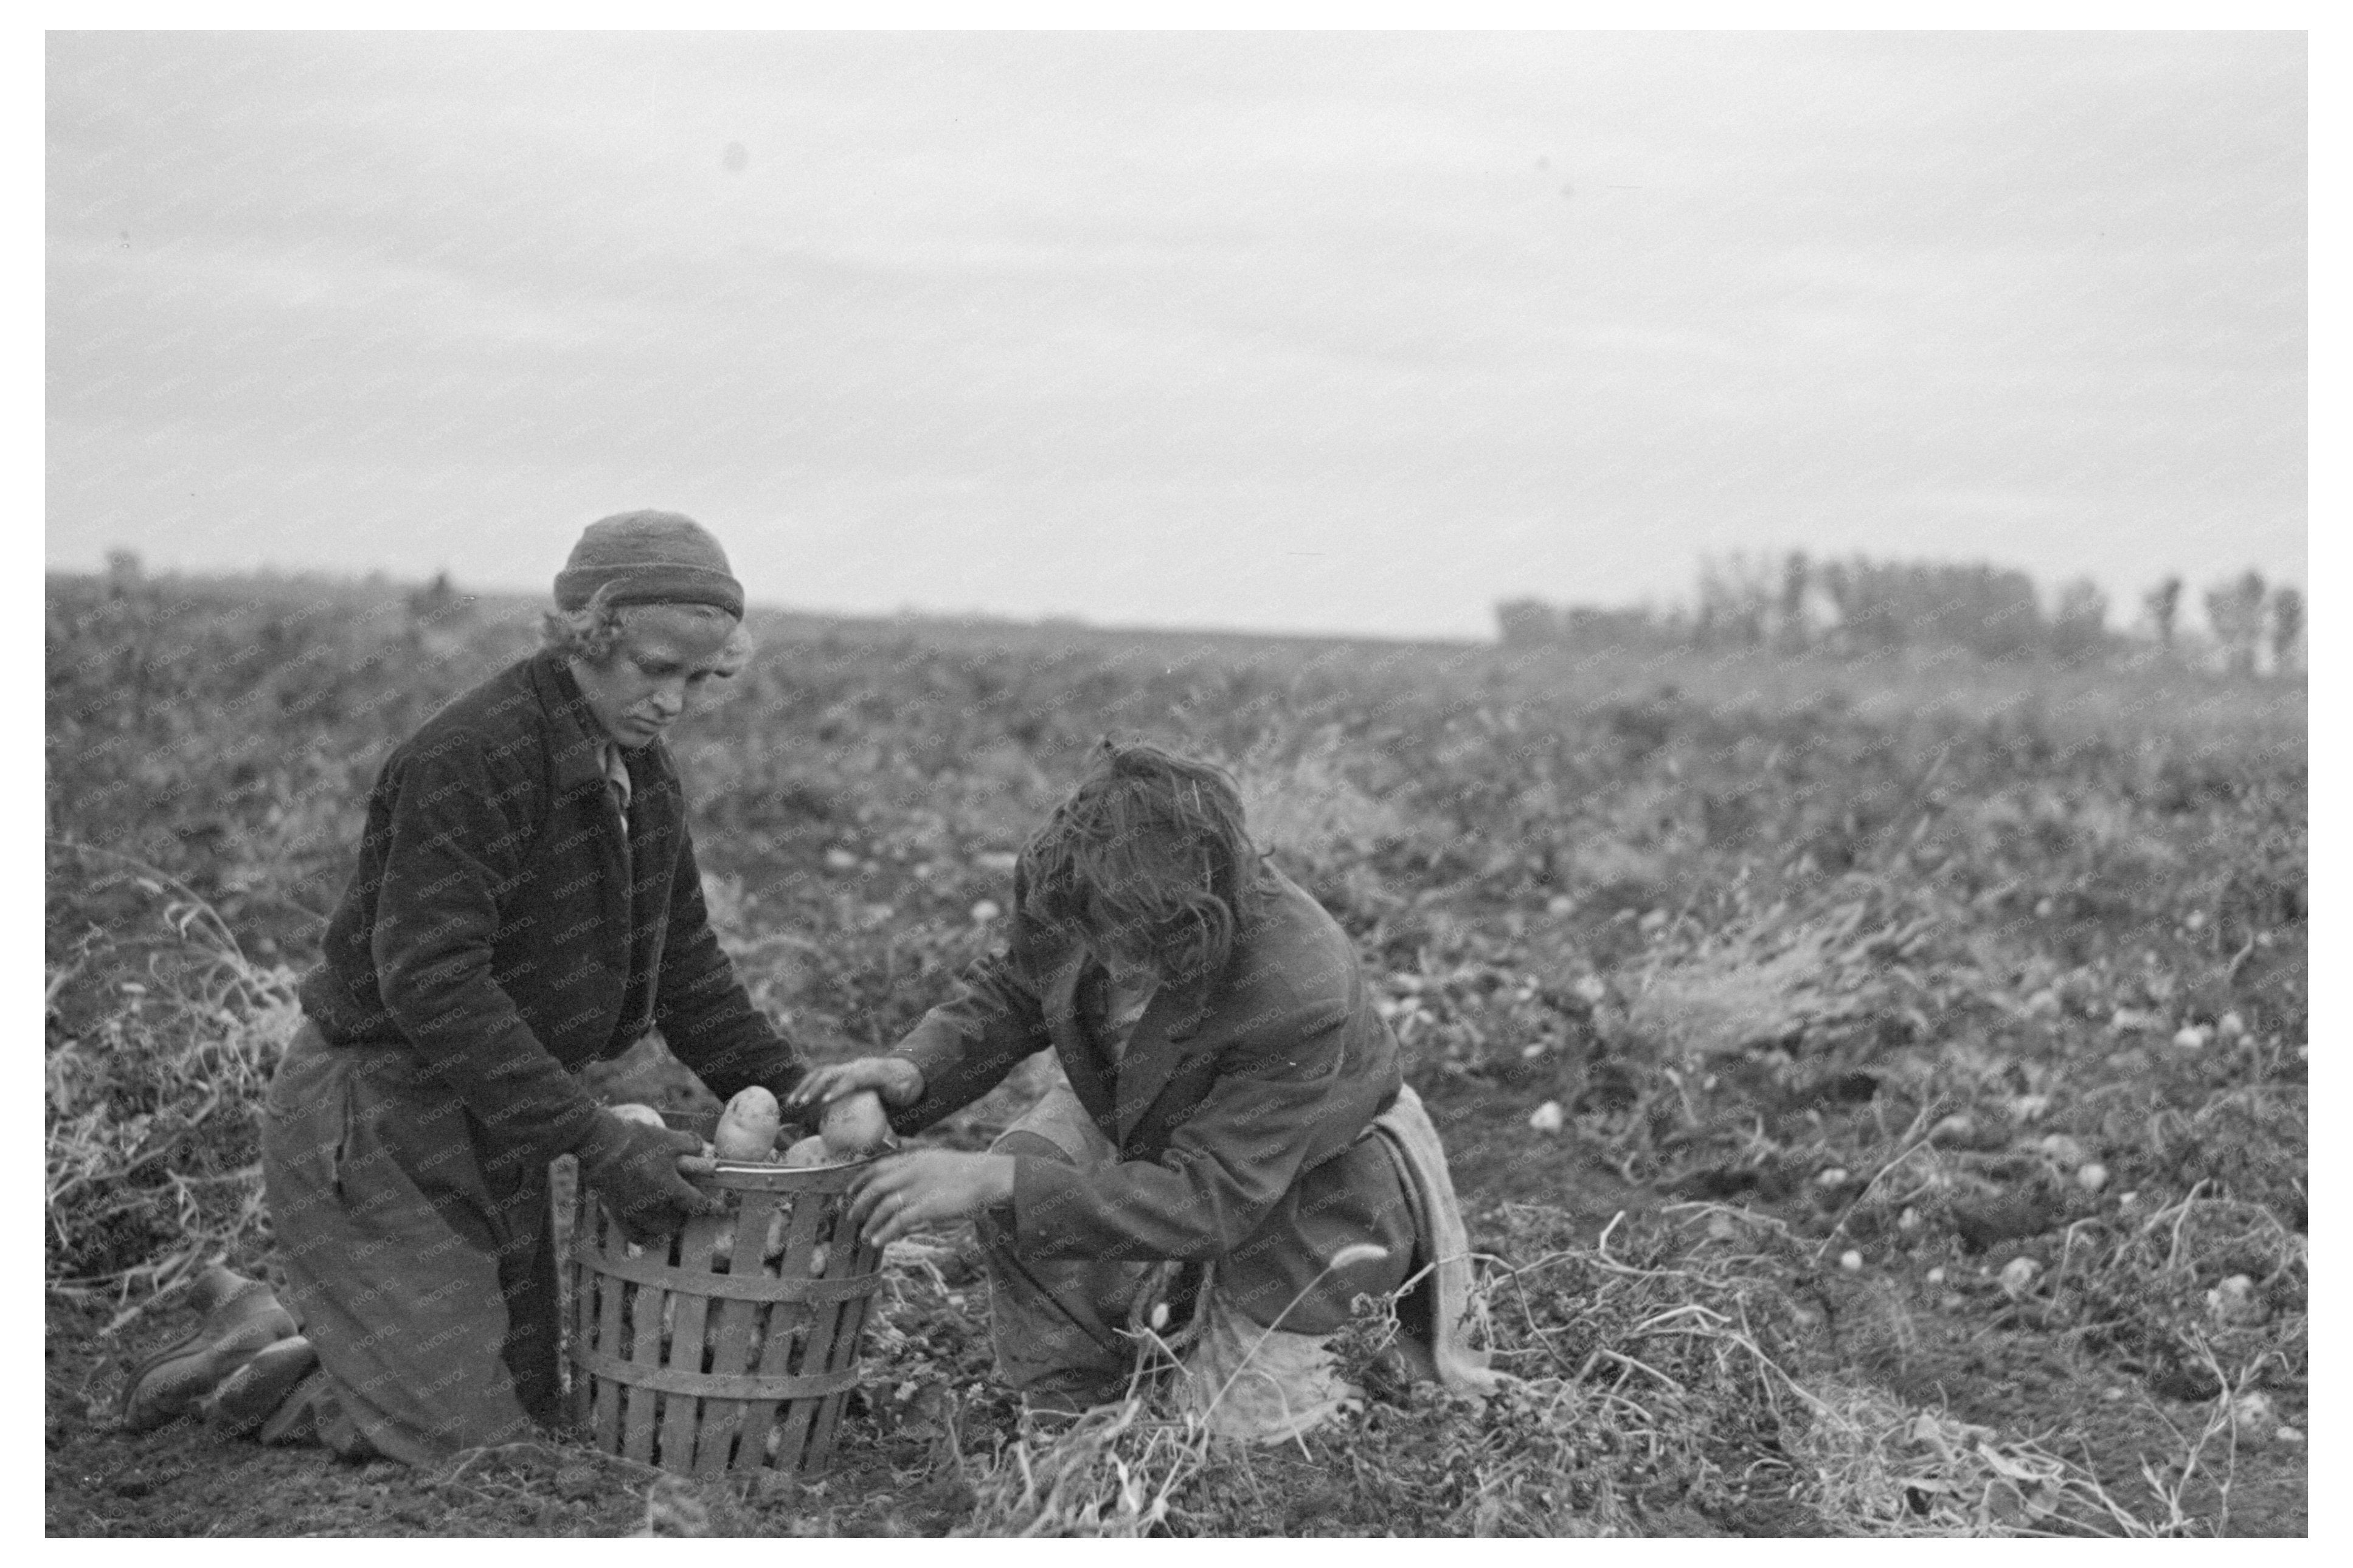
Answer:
[577,1113,722,1244]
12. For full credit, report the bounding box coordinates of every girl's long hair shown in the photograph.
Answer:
[1015,740,1275,984]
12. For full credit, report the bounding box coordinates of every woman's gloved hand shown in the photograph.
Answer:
[577,1112,722,1243]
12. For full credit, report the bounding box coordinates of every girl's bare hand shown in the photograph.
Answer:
[846,1151,1016,1247]
[788,1057,924,1112]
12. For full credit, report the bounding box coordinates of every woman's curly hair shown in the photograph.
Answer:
[1016,740,1277,984]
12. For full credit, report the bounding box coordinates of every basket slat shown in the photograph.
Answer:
[766,1378,818,1477]
[805,1226,882,1470]
[574,1245,880,1302]
[729,1290,797,1465]
[572,1344,861,1401]
[620,1229,673,1464]
[808,1219,882,1389]
[803,1393,845,1480]
[657,1214,725,1470]
[694,1190,778,1479]
[771,1190,845,1477]
[568,1187,594,1432]
[591,1201,628,1452]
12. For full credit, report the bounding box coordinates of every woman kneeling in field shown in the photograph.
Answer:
[115,513,835,1462]
[794,742,1495,1438]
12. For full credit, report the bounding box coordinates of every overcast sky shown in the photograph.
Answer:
[46,30,2305,640]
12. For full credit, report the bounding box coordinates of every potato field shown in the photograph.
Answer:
[44,572,2307,1536]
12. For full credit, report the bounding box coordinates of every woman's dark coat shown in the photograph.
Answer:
[297,649,800,1158]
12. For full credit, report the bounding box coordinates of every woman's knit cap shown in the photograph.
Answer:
[553,510,745,618]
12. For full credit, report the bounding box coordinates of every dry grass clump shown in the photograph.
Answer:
[1626,896,1932,1063]
[44,846,302,1328]
[961,1398,1202,1536]
[2054,1183,2309,1402]
[1793,1381,2118,1536]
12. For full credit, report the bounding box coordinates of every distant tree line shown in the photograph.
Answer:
[1497,552,2304,675]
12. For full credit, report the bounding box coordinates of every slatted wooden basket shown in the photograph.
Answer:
[566,1113,884,1483]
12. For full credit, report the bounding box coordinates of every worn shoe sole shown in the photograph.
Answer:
[201,1335,320,1437]
[119,1287,299,1432]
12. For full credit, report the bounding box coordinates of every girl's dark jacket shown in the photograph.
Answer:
[297,651,803,1160]
[886,865,1418,1332]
